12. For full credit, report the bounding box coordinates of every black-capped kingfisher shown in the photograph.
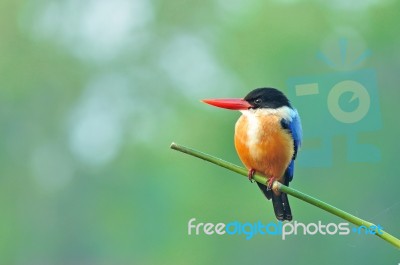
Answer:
[202,88,302,221]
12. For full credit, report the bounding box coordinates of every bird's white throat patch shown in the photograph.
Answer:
[240,106,294,122]
[242,110,260,155]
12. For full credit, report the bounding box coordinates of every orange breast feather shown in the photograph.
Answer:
[234,113,294,182]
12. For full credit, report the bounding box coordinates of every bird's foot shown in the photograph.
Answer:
[267,177,276,191]
[247,169,256,183]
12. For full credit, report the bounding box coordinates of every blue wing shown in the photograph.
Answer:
[281,109,302,182]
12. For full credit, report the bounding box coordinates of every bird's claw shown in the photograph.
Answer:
[248,169,256,183]
[267,177,276,191]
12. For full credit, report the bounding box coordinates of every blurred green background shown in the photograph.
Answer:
[1,0,399,264]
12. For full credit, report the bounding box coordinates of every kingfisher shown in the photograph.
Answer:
[202,88,302,221]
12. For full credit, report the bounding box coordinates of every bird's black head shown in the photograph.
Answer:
[244,87,291,109]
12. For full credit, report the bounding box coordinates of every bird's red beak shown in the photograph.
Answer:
[202,98,252,110]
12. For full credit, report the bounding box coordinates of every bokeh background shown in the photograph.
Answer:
[1,0,399,264]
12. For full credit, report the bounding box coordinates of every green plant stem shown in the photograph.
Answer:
[170,142,400,249]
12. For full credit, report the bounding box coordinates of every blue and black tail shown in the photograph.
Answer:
[256,167,293,221]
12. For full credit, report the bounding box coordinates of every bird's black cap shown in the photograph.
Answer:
[244,88,291,109]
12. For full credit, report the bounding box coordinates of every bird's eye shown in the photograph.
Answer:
[254,98,262,104]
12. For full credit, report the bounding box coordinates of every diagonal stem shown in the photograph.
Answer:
[170,142,400,249]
